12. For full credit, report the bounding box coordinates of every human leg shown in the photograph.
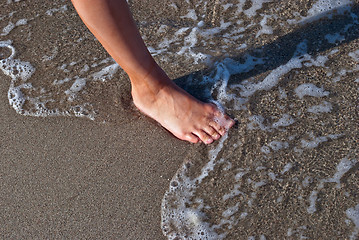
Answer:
[71,0,235,144]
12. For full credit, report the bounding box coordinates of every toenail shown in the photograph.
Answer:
[213,133,220,139]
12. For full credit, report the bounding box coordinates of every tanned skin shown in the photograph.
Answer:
[71,0,235,144]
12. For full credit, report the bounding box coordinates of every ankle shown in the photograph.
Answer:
[130,65,172,95]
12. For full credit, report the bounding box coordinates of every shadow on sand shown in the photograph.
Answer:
[174,4,359,102]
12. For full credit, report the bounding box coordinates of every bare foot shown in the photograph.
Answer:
[130,65,235,144]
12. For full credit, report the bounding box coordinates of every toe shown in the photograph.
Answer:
[209,121,226,136]
[193,130,214,144]
[224,115,236,128]
[203,126,221,140]
[183,133,200,144]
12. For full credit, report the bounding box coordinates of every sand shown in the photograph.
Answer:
[1,0,358,239]
[0,1,196,239]
[0,75,192,239]
[0,76,193,239]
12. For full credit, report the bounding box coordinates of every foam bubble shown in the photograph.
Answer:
[181,9,198,21]
[256,15,273,37]
[307,0,353,17]
[307,101,332,113]
[91,63,120,82]
[281,163,293,174]
[272,114,295,128]
[348,50,359,62]
[244,0,273,17]
[295,83,329,99]
[46,5,68,16]
[1,22,15,36]
[159,2,358,238]
[1,58,35,81]
[268,141,289,151]
[301,133,342,149]
[0,42,96,119]
[324,158,357,188]
[346,204,359,240]
[307,190,319,214]
[0,41,35,82]
[161,135,229,240]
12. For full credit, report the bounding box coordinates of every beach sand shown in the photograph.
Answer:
[0,76,187,239]
[1,0,358,239]
[0,0,207,238]
[0,2,190,238]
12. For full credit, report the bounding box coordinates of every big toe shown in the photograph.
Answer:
[211,115,235,135]
[182,133,200,144]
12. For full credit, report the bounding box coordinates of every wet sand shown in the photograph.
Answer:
[1,0,358,239]
[0,78,188,239]
[0,1,193,239]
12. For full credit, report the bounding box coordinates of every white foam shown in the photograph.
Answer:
[324,158,357,188]
[272,114,295,128]
[157,0,358,233]
[7,83,31,112]
[0,41,95,119]
[307,190,318,214]
[301,133,342,149]
[295,83,329,99]
[1,22,15,36]
[268,141,289,151]
[16,18,27,26]
[6,0,23,3]
[42,47,58,62]
[234,41,329,98]
[281,163,293,174]
[176,27,210,64]
[300,0,354,24]
[307,0,353,17]
[346,204,359,240]
[0,48,35,81]
[256,15,273,37]
[222,203,240,218]
[80,64,90,74]
[181,9,198,21]
[46,5,68,16]
[278,87,287,99]
[307,101,332,113]
[161,134,229,240]
[254,180,267,188]
[247,115,272,131]
[306,157,357,217]
[302,176,313,188]
[348,50,359,62]
[53,77,71,85]
[91,63,120,82]
[65,77,87,102]
[244,0,273,17]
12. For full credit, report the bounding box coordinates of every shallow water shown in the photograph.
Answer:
[1,0,358,239]
[157,1,359,239]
